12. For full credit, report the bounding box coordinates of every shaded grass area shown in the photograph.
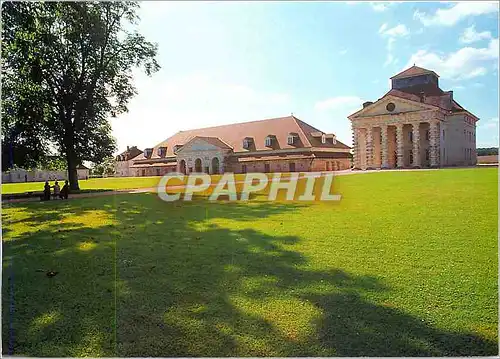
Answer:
[2,176,162,195]
[2,168,498,356]
[2,172,316,196]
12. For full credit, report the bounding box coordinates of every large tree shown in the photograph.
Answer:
[2,1,159,189]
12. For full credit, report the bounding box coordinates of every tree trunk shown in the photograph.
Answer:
[62,112,80,191]
[66,150,79,191]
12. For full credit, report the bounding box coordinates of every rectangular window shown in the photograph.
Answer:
[142,170,145,176]
[188,167,193,173]
[156,168,161,176]
[289,162,296,172]
[287,136,295,145]
[409,150,413,164]
[264,163,270,173]
[409,131,413,142]
[265,137,272,147]
[425,130,430,141]
[241,165,247,173]
[425,149,430,161]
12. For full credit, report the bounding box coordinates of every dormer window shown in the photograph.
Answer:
[243,137,253,149]
[265,136,273,147]
[321,134,326,144]
[287,133,298,145]
[144,148,153,158]
[332,135,337,145]
[173,145,182,153]
[158,146,167,158]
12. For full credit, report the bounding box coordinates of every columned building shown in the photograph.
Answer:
[349,66,479,169]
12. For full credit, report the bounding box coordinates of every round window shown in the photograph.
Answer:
[386,102,396,112]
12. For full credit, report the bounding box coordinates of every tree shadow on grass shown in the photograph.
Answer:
[2,193,498,357]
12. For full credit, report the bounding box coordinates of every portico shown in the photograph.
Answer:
[352,114,441,169]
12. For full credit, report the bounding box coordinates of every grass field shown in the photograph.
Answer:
[2,176,163,194]
[2,168,498,356]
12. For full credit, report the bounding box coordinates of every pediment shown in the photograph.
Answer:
[176,137,223,154]
[349,95,438,119]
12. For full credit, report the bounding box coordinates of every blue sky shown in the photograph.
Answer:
[111,1,499,153]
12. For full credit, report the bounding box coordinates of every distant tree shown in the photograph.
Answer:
[2,2,159,189]
[477,148,498,156]
[40,156,68,171]
[91,157,115,177]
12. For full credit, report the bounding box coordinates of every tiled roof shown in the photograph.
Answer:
[117,146,143,161]
[144,116,350,160]
[390,65,439,79]
[384,89,458,111]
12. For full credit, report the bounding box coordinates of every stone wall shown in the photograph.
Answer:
[2,169,68,183]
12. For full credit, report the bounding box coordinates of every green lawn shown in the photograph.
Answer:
[2,168,498,356]
[2,176,162,194]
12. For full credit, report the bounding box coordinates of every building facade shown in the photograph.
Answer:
[349,66,478,170]
[130,115,352,176]
[115,146,143,177]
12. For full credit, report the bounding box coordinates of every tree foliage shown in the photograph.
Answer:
[91,156,116,177]
[477,148,498,156]
[2,1,159,189]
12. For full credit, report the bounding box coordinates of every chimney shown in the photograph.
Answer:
[419,91,425,103]
[127,146,130,151]
[363,101,373,108]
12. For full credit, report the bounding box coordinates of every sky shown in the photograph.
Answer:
[110,1,499,154]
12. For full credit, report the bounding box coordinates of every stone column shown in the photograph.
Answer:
[412,123,421,168]
[396,123,404,168]
[381,124,389,169]
[366,127,374,169]
[429,121,440,167]
[352,127,359,169]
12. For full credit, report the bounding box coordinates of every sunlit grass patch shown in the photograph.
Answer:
[1,168,497,357]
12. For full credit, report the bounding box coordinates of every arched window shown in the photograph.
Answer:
[211,157,220,174]
[195,158,202,173]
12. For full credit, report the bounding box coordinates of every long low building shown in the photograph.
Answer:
[128,115,352,176]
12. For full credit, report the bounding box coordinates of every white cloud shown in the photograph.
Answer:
[371,2,389,12]
[404,38,499,80]
[477,117,499,147]
[460,25,492,44]
[379,23,410,37]
[379,24,409,67]
[315,96,363,112]
[110,72,292,153]
[484,120,498,129]
[414,2,499,27]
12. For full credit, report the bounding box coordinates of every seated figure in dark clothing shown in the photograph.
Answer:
[43,181,51,201]
[60,180,69,199]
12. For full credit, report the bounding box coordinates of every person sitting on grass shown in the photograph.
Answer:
[43,181,51,201]
[59,180,69,200]
[52,181,60,200]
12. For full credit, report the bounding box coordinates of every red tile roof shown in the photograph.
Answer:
[390,65,439,80]
[117,146,143,161]
[143,116,350,160]
[384,89,458,112]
